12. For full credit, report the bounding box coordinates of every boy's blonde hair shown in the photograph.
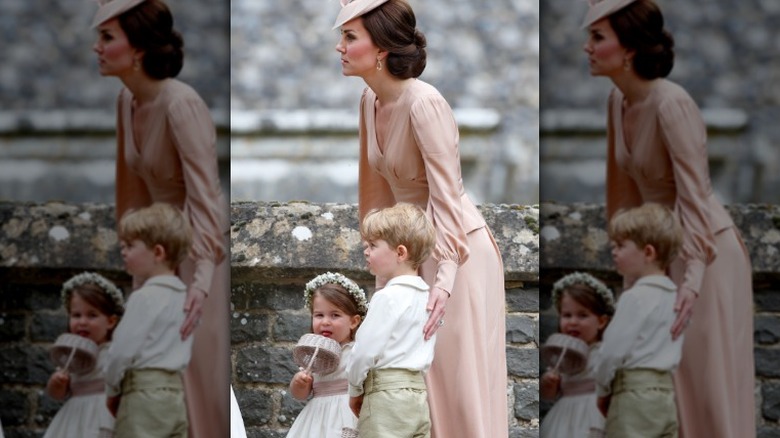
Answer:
[361,203,436,270]
[118,203,193,269]
[608,203,682,269]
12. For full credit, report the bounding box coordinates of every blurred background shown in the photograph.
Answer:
[230,0,539,205]
[0,0,230,203]
[541,0,780,204]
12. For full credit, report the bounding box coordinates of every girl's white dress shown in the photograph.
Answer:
[44,343,114,438]
[286,342,358,438]
[541,343,605,438]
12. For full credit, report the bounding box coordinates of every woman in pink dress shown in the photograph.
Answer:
[333,1,508,436]
[582,0,755,436]
[91,0,235,436]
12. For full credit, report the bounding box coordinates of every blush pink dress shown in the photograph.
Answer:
[605,79,755,437]
[115,79,230,438]
[358,79,508,438]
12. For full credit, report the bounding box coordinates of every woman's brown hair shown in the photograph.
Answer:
[362,0,427,79]
[119,0,184,79]
[610,0,674,80]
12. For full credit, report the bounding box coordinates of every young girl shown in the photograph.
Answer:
[286,272,368,438]
[44,272,125,438]
[540,272,615,438]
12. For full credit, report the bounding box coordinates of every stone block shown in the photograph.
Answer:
[514,381,540,421]
[273,312,311,343]
[507,285,539,313]
[279,392,307,428]
[36,390,64,427]
[509,427,540,438]
[762,382,780,422]
[0,314,26,342]
[0,345,51,385]
[758,427,780,438]
[31,312,67,343]
[507,346,540,378]
[756,315,780,345]
[755,347,780,378]
[755,290,780,312]
[230,312,269,344]
[231,282,305,312]
[507,314,538,345]
[235,345,298,385]
[0,389,30,427]
[234,387,275,427]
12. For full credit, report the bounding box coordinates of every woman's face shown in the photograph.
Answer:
[335,17,382,79]
[583,18,631,78]
[93,18,139,77]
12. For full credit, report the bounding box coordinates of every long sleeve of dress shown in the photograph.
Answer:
[167,96,227,296]
[409,94,470,295]
[658,97,717,296]
[115,90,152,224]
[605,90,641,220]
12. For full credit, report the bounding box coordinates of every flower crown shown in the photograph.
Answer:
[551,271,615,315]
[61,272,125,310]
[304,272,368,316]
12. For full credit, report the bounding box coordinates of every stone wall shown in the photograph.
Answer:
[0,201,540,438]
[539,202,780,437]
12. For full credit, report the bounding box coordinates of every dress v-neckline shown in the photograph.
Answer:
[370,81,413,156]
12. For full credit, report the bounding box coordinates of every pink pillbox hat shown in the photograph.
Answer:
[581,0,638,29]
[91,0,147,28]
[332,0,390,30]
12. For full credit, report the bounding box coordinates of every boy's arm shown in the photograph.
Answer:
[104,289,159,396]
[593,290,647,396]
[347,292,396,397]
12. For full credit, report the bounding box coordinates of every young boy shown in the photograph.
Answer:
[105,203,193,438]
[348,202,437,437]
[596,202,684,437]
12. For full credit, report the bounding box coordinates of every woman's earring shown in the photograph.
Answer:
[133,59,141,71]
[376,57,383,71]
[623,58,631,71]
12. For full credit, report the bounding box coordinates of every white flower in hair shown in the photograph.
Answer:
[551,271,615,314]
[61,272,124,310]
[304,272,368,315]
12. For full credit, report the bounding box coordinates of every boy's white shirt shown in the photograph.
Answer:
[594,274,683,397]
[104,274,193,396]
[347,275,436,397]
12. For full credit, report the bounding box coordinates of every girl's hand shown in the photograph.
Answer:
[289,369,314,401]
[349,395,364,418]
[106,395,121,417]
[423,287,449,340]
[671,287,697,340]
[46,369,71,401]
[597,394,611,417]
[540,369,561,401]
[180,287,207,340]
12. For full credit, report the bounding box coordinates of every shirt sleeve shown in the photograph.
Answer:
[104,290,159,396]
[658,96,718,295]
[347,292,397,396]
[594,291,647,396]
[167,95,228,296]
[409,94,470,295]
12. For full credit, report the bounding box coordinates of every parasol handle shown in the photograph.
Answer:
[62,346,77,372]
[552,344,568,373]
[304,345,320,374]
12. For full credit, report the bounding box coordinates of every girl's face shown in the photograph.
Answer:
[311,294,361,345]
[69,293,118,345]
[93,18,139,78]
[559,293,608,345]
[583,18,631,78]
[335,17,383,79]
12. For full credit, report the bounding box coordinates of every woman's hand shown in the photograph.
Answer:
[423,287,449,340]
[180,287,207,340]
[289,369,314,401]
[671,287,697,340]
[349,395,364,418]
